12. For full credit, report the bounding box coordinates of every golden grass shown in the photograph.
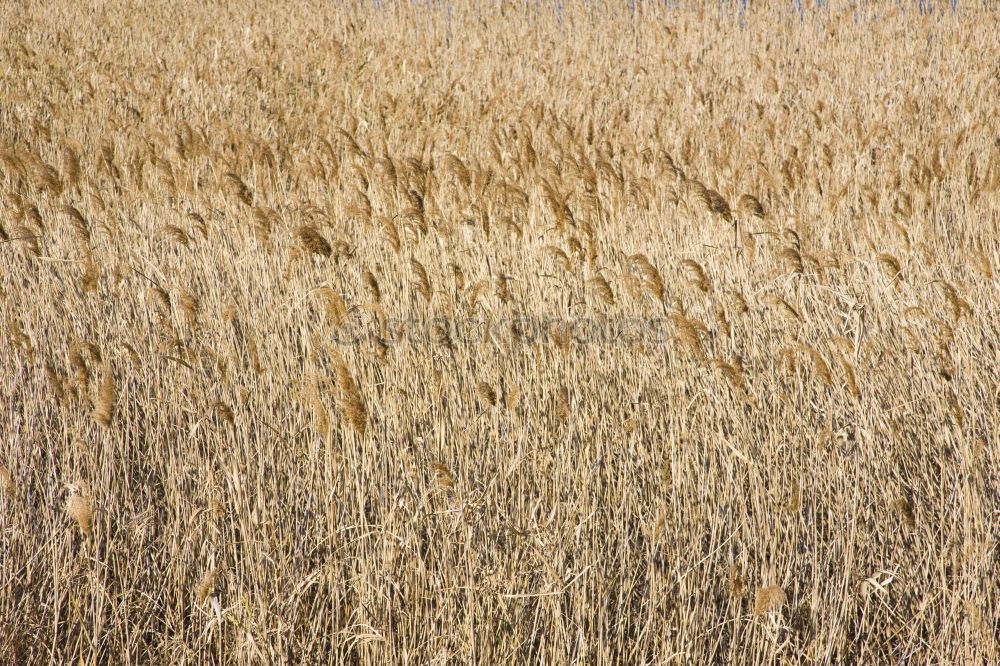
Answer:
[1,0,998,663]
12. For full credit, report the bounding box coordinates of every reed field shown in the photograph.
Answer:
[1,0,997,663]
